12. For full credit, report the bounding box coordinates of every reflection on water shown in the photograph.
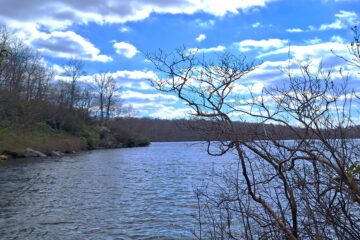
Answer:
[0,142,233,239]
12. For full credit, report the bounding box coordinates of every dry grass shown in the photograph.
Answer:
[0,123,86,156]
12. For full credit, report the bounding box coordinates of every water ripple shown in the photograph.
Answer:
[0,142,231,239]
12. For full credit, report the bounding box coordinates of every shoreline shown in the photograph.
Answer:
[0,144,151,161]
[0,123,151,161]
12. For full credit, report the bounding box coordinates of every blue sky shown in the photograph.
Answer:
[0,0,359,118]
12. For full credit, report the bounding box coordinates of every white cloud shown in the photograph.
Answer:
[236,38,289,52]
[122,102,190,119]
[189,45,226,53]
[120,81,153,90]
[308,25,316,31]
[111,70,157,80]
[258,38,349,63]
[252,22,261,28]
[240,60,290,84]
[121,90,178,102]
[195,19,215,28]
[192,0,276,16]
[195,33,206,42]
[0,0,275,63]
[31,30,112,62]
[113,41,138,58]
[320,20,343,30]
[335,10,358,24]
[55,69,157,84]
[119,26,130,33]
[286,28,303,33]
[319,10,359,31]
[121,93,187,118]
[305,38,322,44]
[51,64,66,74]
[232,81,265,95]
[330,35,344,43]
[0,0,276,31]
[149,106,191,119]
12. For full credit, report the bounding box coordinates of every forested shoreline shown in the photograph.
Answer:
[111,117,360,142]
[0,25,149,159]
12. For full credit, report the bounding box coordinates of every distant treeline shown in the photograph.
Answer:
[111,117,360,142]
[109,117,302,142]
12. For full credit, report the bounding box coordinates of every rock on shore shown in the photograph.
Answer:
[23,148,47,158]
[50,151,64,156]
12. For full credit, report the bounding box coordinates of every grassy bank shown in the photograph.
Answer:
[0,122,150,158]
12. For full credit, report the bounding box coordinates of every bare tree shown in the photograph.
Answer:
[94,73,107,122]
[333,26,360,71]
[146,38,360,239]
[105,75,116,121]
[0,25,10,66]
[0,25,53,123]
[93,72,117,124]
[64,57,84,109]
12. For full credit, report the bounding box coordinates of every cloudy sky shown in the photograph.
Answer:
[1,0,359,118]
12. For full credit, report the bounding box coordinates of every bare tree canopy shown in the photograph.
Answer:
[146,29,360,239]
[93,72,118,124]
[64,57,84,109]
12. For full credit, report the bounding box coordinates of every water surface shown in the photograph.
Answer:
[0,142,232,239]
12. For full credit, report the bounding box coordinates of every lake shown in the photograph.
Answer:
[0,142,234,239]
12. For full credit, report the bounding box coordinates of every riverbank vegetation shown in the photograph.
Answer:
[0,25,149,158]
